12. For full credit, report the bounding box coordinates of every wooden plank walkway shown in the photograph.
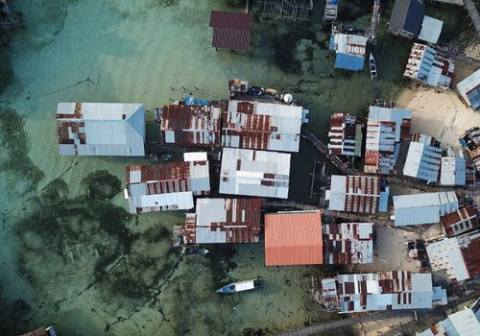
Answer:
[366,0,381,44]
[262,200,319,211]
[300,127,355,175]
[464,0,480,38]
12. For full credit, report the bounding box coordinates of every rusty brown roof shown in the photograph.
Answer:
[19,328,49,336]
[265,210,323,266]
[209,11,251,51]
[441,205,479,237]
[160,104,222,147]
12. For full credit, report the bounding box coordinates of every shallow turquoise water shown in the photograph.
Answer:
[0,0,443,335]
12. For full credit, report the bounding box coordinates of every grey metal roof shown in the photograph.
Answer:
[440,148,467,186]
[457,69,480,109]
[418,15,443,44]
[393,192,458,226]
[403,141,442,182]
[389,0,425,36]
[56,102,145,156]
[219,148,290,199]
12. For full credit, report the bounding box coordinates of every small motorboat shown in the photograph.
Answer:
[216,279,260,293]
[369,53,378,80]
[182,246,209,256]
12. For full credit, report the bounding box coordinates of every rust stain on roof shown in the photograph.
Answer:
[265,210,323,266]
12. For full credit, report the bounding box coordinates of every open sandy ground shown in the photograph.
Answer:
[396,87,480,148]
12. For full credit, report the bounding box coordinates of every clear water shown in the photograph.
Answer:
[0,0,428,335]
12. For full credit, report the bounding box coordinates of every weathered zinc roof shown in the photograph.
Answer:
[56,102,145,156]
[417,307,480,336]
[219,148,290,199]
[440,148,467,186]
[457,69,480,110]
[441,205,479,237]
[389,0,425,36]
[159,104,222,147]
[328,112,364,157]
[426,231,480,282]
[265,210,323,266]
[182,198,261,244]
[222,100,305,152]
[125,153,210,214]
[364,106,411,175]
[404,43,455,90]
[209,11,251,51]
[336,271,435,313]
[323,223,374,264]
[418,15,443,44]
[403,135,442,182]
[393,192,458,226]
[327,175,382,213]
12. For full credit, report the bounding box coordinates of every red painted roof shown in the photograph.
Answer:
[209,11,251,51]
[265,211,323,266]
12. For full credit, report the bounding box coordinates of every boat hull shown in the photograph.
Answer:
[216,279,260,293]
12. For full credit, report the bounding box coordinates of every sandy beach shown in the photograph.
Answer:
[396,86,480,148]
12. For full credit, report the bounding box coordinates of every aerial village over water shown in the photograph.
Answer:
[1,0,480,335]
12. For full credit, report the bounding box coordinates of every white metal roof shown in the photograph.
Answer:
[334,33,368,56]
[56,102,145,156]
[327,175,347,211]
[219,148,290,198]
[440,148,466,186]
[184,152,208,162]
[393,192,458,226]
[426,237,470,282]
[418,15,443,44]
[403,141,442,182]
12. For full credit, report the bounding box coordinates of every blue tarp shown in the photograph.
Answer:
[334,53,365,71]
[329,0,338,4]
[184,96,211,106]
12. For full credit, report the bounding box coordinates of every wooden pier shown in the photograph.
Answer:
[262,199,320,211]
[366,0,381,44]
[464,0,480,38]
[300,127,355,175]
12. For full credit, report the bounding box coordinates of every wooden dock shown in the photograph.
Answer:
[300,127,355,175]
[464,0,480,38]
[366,0,381,44]
[262,199,320,211]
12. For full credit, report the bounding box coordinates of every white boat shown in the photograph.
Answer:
[216,279,260,293]
[369,53,378,80]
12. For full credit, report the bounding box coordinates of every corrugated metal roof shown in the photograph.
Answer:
[56,102,145,156]
[368,106,412,141]
[219,148,290,199]
[418,15,443,44]
[328,112,363,157]
[125,155,210,214]
[209,11,251,51]
[457,69,480,110]
[441,205,479,237]
[182,198,261,244]
[421,308,480,336]
[404,43,455,90]
[440,148,467,186]
[393,192,458,226]
[329,32,368,71]
[323,223,374,264]
[159,104,222,147]
[403,140,442,182]
[327,175,382,213]
[265,210,323,266]
[222,100,304,153]
[426,236,472,282]
[336,271,435,313]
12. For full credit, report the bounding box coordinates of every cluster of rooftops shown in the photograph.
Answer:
[51,0,480,318]
[55,75,480,314]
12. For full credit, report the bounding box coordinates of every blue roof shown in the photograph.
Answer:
[334,53,365,71]
[467,88,480,110]
[328,34,336,51]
